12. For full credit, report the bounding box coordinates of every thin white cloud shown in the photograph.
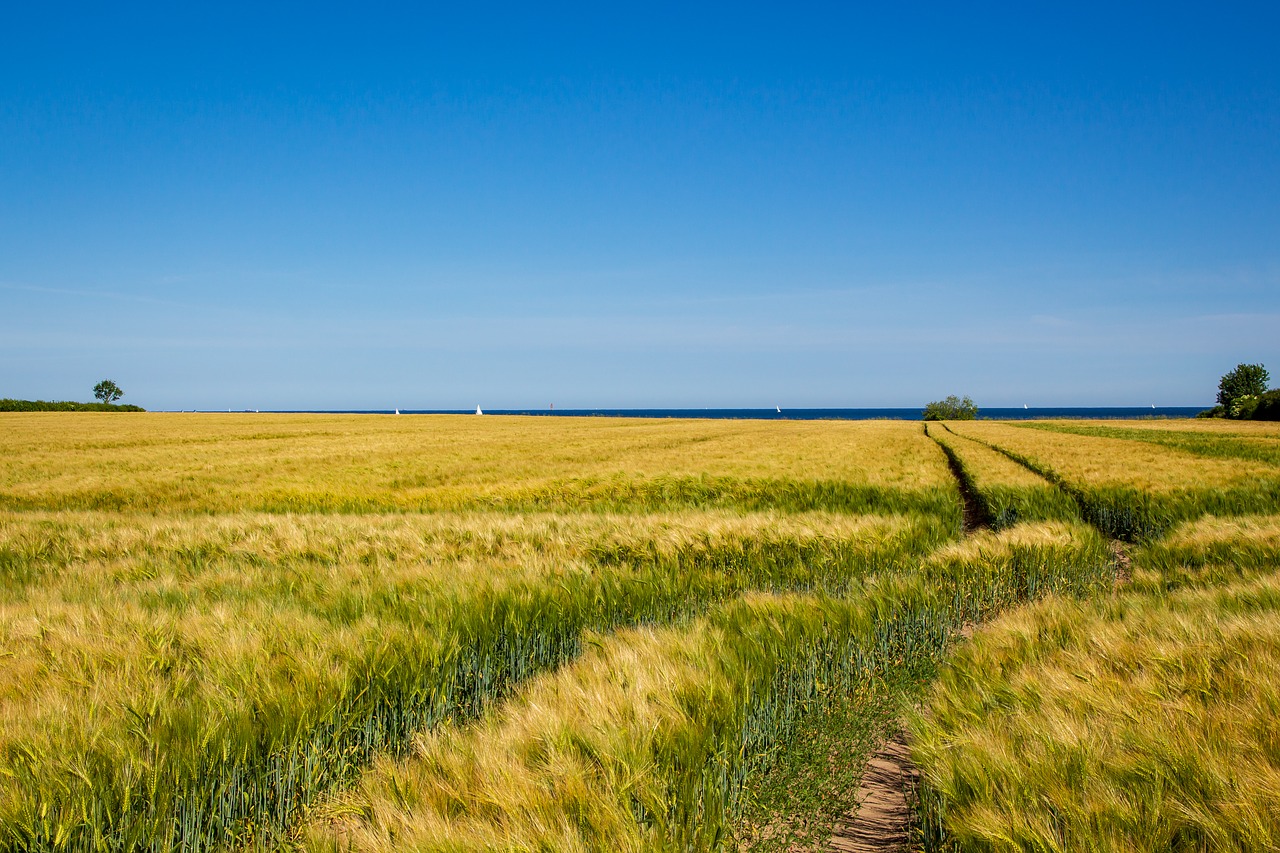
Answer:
[0,281,195,309]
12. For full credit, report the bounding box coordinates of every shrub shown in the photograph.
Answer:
[922,395,978,421]
[1252,389,1280,421]
[0,398,145,412]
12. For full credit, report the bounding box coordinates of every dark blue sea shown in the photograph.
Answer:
[266,407,1207,420]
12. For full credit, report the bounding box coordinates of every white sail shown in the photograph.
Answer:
[476,405,483,415]
[394,408,400,415]
[776,405,781,413]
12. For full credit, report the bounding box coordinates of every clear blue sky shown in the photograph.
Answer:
[3,2,1277,410]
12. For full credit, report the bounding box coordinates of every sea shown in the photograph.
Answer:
[260,407,1208,420]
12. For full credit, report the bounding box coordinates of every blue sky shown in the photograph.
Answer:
[3,3,1278,409]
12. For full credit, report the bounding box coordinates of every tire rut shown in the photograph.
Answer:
[823,427,981,853]
[925,423,992,533]
[829,424,1132,852]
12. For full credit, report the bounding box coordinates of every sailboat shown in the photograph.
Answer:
[476,405,483,416]
[1024,404,1028,409]
[394,408,400,415]
[776,405,781,413]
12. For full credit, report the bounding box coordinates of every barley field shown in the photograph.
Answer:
[926,424,1079,529]
[0,413,1275,852]
[947,420,1280,540]
[0,414,952,516]
[911,514,1280,852]
[1019,420,1280,467]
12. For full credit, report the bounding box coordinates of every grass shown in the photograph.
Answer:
[1128,513,1280,594]
[1105,418,1280,438]
[947,421,1277,494]
[728,665,927,852]
[910,516,1280,852]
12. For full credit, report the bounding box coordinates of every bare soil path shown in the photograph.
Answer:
[1110,540,1133,587]
[826,428,984,851]
[827,435,1136,852]
[828,732,919,852]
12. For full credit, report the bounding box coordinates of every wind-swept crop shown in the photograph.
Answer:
[0,508,946,852]
[304,522,1112,852]
[3,413,1260,853]
[911,516,1280,852]
[0,414,955,516]
[929,427,1079,529]
[948,421,1280,540]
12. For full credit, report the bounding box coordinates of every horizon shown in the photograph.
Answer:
[3,3,1277,410]
[28,403,1211,416]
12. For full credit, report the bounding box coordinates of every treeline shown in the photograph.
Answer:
[1249,389,1280,420]
[1200,363,1279,420]
[1200,388,1280,421]
[0,398,146,412]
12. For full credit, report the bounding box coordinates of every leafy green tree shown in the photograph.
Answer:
[1253,390,1280,421]
[1217,363,1269,418]
[922,395,978,421]
[93,379,124,404]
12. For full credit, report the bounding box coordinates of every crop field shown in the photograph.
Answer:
[1018,420,1280,467]
[0,413,1275,852]
[911,514,1280,851]
[925,425,1079,530]
[947,420,1280,540]
[0,414,952,516]
[302,521,1112,853]
[1089,419,1280,438]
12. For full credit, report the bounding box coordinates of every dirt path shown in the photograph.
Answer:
[822,426,985,851]
[1110,540,1133,587]
[826,430,1135,852]
[828,731,919,852]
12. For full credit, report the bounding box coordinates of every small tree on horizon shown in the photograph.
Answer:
[922,395,978,421]
[1216,363,1269,418]
[93,379,124,405]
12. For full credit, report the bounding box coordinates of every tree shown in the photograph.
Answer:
[1253,390,1280,422]
[93,379,124,404]
[1216,363,1269,418]
[922,395,978,421]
